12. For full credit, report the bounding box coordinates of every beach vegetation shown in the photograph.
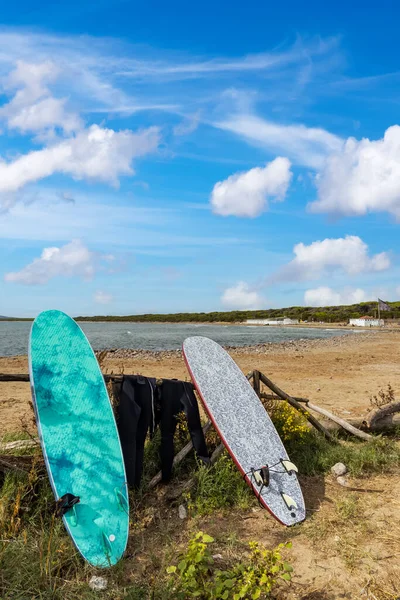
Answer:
[165,531,293,599]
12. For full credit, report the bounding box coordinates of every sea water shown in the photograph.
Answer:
[0,320,353,357]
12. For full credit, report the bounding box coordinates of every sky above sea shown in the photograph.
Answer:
[0,1,399,317]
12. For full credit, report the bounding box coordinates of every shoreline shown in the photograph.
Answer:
[1,329,400,435]
[0,328,381,363]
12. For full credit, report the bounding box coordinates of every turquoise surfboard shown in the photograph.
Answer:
[29,310,129,567]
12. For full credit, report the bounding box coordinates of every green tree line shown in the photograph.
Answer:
[74,301,400,323]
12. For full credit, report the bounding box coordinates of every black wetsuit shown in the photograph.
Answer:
[116,376,209,488]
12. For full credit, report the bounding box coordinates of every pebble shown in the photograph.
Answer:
[89,576,108,591]
[337,476,349,487]
[178,504,187,520]
[331,462,348,476]
[96,331,379,363]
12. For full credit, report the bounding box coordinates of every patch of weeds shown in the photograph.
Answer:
[141,429,162,485]
[370,383,396,409]
[285,432,400,477]
[269,401,310,444]
[166,531,293,599]
[188,453,253,515]
[0,431,33,444]
[0,463,148,600]
[335,493,360,521]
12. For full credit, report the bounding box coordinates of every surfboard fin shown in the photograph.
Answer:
[115,487,129,513]
[251,467,270,487]
[281,460,298,474]
[101,531,113,557]
[69,505,78,527]
[281,493,298,511]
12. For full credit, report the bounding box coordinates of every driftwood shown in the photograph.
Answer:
[165,442,225,501]
[324,413,400,433]
[366,401,400,429]
[305,401,372,441]
[0,373,124,383]
[0,439,39,451]
[261,393,309,403]
[148,421,212,489]
[259,388,371,441]
[254,371,335,441]
[0,373,196,388]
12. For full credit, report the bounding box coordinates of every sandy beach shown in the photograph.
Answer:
[2,329,400,597]
[1,329,400,435]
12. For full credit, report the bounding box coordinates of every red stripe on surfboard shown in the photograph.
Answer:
[182,346,286,526]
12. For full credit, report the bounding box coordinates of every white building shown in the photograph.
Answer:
[245,318,299,326]
[349,316,384,327]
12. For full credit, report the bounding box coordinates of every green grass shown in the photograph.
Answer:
[285,432,400,477]
[2,429,400,597]
[0,431,33,444]
[187,453,254,515]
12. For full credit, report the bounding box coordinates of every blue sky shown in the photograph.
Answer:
[1,1,400,317]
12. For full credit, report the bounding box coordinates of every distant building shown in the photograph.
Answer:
[349,316,384,327]
[245,318,299,326]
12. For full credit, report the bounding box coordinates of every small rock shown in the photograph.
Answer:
[337,476,349,487]
[178,504,187,520]
[331,462,347,476]
[89,576,108,591]
[316,387,321,392]
[212,553,223,560]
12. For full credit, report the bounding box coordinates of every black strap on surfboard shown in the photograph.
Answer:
[55,493,80,517]
[244,459,299,510]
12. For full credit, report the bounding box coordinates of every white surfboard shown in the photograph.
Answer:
[183,336,305,526]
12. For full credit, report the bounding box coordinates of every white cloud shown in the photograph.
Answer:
[310,125,400,218]
[221,281,263,309]
[173,112,200,136]
[211,157,292,217]
[0,124,160,200]
[0,60,82,135]
[276,235,390,281]
[215,114,343,169]
[4,239,96,285]
[94,290,113,304]
[304,287,367,307]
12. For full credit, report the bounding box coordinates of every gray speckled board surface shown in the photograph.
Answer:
[183,336,305,526]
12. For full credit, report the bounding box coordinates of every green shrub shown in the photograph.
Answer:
[166,531,293,599]
[188,454,252,515]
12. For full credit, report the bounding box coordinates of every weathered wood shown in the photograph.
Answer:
[0,439,39,451]
[260,393,310,403]
[209,442,225,463]
[253,370,260,396]
[0,373,30,382]
[0,373,196,388]
[258,376,372,441]
[366,401,400,428]
[165,442,225,501]
[0,373,123,383]
[256,371,335,441]
[147,421,212,489]
[306,401,372,441]
[324,413,400,433]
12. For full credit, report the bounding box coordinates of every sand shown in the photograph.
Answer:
[2,329,400,596]
[1,329,400,435]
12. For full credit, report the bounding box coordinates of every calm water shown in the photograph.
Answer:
[0,321,354,357]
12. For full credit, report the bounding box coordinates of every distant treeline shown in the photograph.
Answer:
[75,301,400,324]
